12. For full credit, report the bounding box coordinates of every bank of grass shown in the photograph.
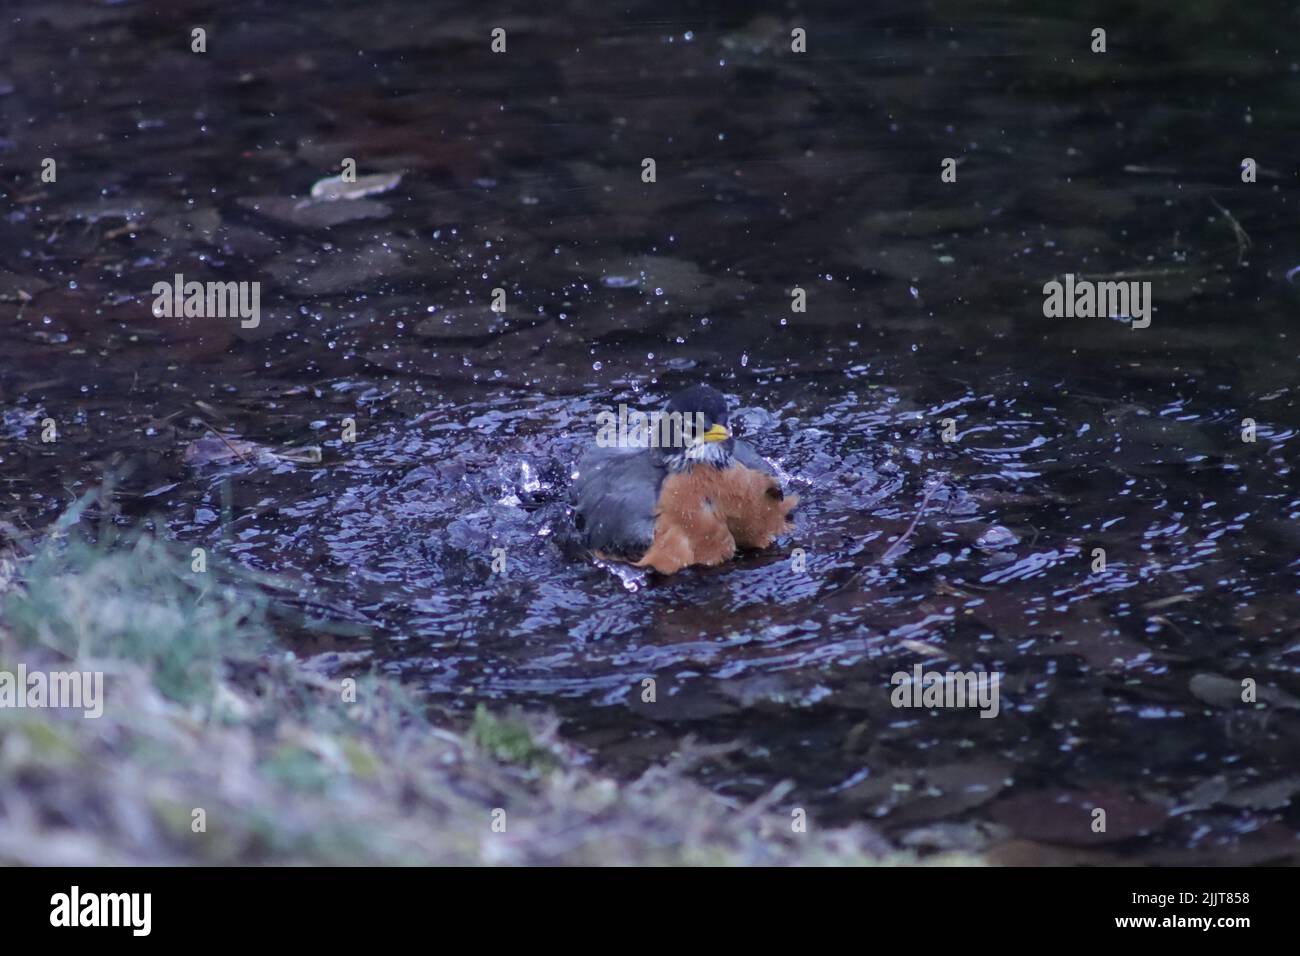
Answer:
[0,503,975,865]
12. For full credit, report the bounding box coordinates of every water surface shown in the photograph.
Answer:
[2,0,1298,862]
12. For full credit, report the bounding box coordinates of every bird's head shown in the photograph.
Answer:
[656,384,733,470]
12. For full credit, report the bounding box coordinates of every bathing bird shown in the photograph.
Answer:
[570,385,797,574]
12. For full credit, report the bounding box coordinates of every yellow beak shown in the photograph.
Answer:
[700,423,731,443]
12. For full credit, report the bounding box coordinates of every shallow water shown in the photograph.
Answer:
[2,0,1298,862]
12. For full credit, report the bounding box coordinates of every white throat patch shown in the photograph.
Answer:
[678,439,730,467]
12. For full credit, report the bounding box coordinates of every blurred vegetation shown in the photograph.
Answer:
[0,498,971,865]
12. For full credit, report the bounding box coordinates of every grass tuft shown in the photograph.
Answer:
[0,501,971,865]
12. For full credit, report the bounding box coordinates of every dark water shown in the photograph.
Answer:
[2,0,1298,862]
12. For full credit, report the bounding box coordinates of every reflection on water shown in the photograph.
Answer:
[1,0,1298,862]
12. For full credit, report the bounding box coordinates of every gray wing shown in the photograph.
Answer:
[732,439,777,476]
[570,445,664,559]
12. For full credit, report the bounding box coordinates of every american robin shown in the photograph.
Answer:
[571,385,798,574]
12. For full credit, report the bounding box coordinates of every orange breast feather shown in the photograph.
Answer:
[633,464,797,574]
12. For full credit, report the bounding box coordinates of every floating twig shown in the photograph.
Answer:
[1209,197,1251,265]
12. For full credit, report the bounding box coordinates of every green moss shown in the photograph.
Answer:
[470,704,558,771]
[0,716,83,767]
[262,744,332,792]
[341,737,381,778]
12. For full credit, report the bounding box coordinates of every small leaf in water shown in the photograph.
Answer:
[184,434,266,466]
[184,434,320,467]
[310,171,402,201]
[276,446,322,464]
[1188,673,1247,708]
